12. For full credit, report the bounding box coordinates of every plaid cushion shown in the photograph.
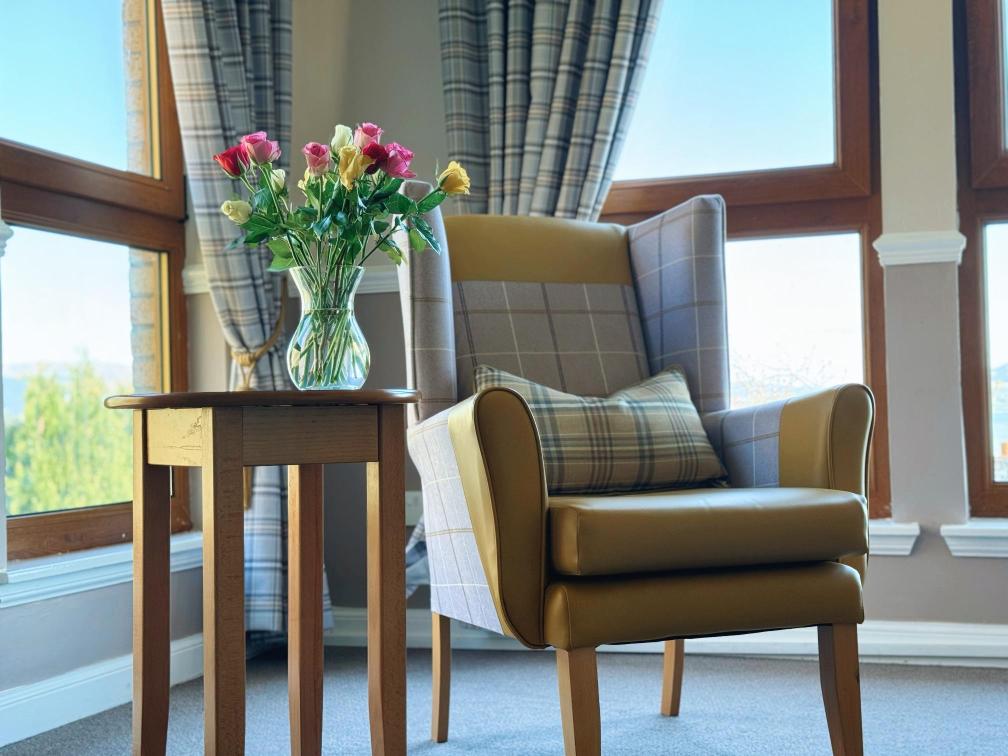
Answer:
[474,365,726,495]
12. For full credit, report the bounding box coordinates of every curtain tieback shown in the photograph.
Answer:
[230,277,289,508]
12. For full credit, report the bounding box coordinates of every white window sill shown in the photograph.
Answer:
[868,519,920,556]
[0,531,203,608]
[941,519,1008,558]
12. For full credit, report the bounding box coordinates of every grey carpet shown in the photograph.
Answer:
[4,648,1007,755]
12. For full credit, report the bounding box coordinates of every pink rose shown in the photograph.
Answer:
[380,142,416,179]
[240,131,281,164]
[213,144,250,177]
[354,122,383,150]
[302,142,331,177]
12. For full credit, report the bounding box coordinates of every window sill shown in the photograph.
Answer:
[868,519,920,556]
[0,531,202,608]
[940,519,1008,558]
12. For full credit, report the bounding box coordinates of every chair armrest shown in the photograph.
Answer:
[703,384,874,496]
[407,387,548,647]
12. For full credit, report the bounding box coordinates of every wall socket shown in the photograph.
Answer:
[405,490,423,526]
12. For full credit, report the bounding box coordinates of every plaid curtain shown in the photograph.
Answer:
[440,0,661,219]
[163,0,329,635]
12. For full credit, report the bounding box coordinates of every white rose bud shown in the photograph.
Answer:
[330,124,353,153]
[269,168,286,193]
[220,199,252,225]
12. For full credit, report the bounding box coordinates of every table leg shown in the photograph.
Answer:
[366,405,406,755]
[288,464,325,755]
[132,410,171,756]
[201,408,246,755]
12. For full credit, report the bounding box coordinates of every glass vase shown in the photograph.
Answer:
[287,265,370,390]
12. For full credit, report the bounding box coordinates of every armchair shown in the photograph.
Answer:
[397,186,872,756]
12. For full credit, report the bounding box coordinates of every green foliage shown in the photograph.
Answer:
[226,160,449,273]
[4,361,133,515]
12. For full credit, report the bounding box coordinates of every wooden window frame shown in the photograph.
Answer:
[956,0,1008,516]
[600,0,891,517]
[1,0,190,559]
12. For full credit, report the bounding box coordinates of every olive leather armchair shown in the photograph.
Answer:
[397,185,872,756]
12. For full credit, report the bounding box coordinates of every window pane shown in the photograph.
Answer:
[2,227,166,516]
[614,0,836,181]
[726,233,863,408]
[0,0,158,176]
[984,224,1008,482]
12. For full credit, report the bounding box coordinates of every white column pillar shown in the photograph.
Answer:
[873,0,969,527]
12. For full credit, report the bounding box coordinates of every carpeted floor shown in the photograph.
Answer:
[4,648,1007,754]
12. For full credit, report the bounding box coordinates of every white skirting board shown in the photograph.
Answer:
[327,607,1008,669]
[0,634,203,748]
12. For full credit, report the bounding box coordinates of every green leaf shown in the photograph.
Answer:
[413,217,441,254]
[379,236,405,265]
[267,238,293,257]
[268,254,297,272]
[311,215,333,238]
[408,227,427,252]
[225,236,244,251]
[251,187,273,213]
[368,177,405,205]
[416,190,447,214]
[373,220,390,234]
[384,193,416,215]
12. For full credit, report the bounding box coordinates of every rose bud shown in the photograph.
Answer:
[354,122,383,150]
[220,199,252,225]
[302,142,332,177]
[438,161,471,195]
[240,131,281,164]
[213,145,249,177]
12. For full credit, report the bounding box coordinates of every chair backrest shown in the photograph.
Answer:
[397,185,729,425]
[445,214,650,399]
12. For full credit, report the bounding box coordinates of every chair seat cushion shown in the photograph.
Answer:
[549,487,867,576]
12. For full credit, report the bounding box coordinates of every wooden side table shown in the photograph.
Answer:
[106,390,419,756]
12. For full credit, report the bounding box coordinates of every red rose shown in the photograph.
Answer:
[213,145,250,177]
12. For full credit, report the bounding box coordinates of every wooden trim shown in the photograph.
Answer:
[0,1,184,219]
[956,0,1008,516]
[965,0,1008,188]
[600,0,889,517]
[3,1,191,558]
[601,0,872,217]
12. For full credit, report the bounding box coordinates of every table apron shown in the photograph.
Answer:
[145,405,381,467]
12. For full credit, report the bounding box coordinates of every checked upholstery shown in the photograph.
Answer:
[397,183,871,650]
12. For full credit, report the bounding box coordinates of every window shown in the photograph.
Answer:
[603,0,890,516]
[0,0,188,559]
[956,0,1008,515]
[726,234,864,408]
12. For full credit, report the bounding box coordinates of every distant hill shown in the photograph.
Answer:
[3,362,132,421]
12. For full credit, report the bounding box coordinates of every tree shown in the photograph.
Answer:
[4,361,132,515]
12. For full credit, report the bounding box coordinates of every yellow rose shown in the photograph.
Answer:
[438,161,470,195]
[220,199,252,224]
[338,144,374,190]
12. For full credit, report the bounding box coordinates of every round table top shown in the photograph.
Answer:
[105,389,420,410]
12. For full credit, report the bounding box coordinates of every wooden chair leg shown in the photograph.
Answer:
[818,624,863,756]
[556,648,601,756]
[431,613,451,743]
[660,639,684,717]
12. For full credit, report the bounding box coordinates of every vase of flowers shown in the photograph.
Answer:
[214,123,469,389]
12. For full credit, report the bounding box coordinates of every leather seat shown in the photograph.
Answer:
[549,487,868,576]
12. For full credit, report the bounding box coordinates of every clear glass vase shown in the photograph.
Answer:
[287,265,370,390]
